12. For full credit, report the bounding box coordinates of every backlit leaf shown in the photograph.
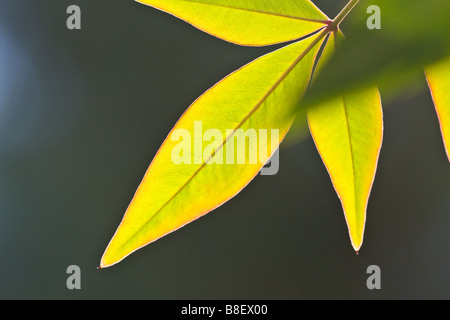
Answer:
[100,32,326,268]
[307,31,383,251]
[135,0,328,46]
[425,57,450,161]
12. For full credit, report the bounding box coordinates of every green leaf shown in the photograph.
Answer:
[426,57,450,162]
[100,32,326,268]
[307,31,383,251]
[300,0,450,111]
[136,0,328,46]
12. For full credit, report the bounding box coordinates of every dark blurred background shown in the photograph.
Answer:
[0,0,449,299]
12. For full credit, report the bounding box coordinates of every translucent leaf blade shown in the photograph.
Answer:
[100,33,325,268]
[136,0,328,46]
[307,32,383,251]
[425,57,450,161]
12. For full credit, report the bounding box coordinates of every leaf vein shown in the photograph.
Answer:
[178,0,330,24]
[341,96,358,220]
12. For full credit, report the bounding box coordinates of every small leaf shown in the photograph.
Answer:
[307,31,383,251]
[425,57,450,161]
[100,33,326,268]
[136,0,328,46]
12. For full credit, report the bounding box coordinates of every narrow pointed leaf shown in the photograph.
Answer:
[100,33,325,268]
[136,0,328,46]
[425,57,450,161]
[307,32,383,251]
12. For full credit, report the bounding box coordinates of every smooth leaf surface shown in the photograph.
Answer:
[308,31,383,251]
[100,33,325,268]
[426,57,450,162]
[300,0,450,112]
[135,0,328,46]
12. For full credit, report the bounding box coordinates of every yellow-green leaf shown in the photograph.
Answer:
[307,31,383,252]
[425,57,450,161]
[100,33,326,268]
[136,0,328,46]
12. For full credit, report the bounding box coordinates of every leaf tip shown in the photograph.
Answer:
[99,254,116,269]
[99,250,115,269]
[351,237,363,254]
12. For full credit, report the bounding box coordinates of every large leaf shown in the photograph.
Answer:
[135,0,328,46]
[100,32,326,268]
[426,57,450,162]
[308,31,383,252]
[300,0,450,111]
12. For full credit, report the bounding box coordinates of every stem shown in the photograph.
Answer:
[329,0,360,30]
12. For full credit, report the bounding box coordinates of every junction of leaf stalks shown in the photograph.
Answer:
[324,20,338,33]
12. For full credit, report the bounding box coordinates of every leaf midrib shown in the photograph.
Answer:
[341,96,358,223]
[334,31,359,229]
[179,0,329,24]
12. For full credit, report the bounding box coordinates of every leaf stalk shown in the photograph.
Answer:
[329,0,360,31]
